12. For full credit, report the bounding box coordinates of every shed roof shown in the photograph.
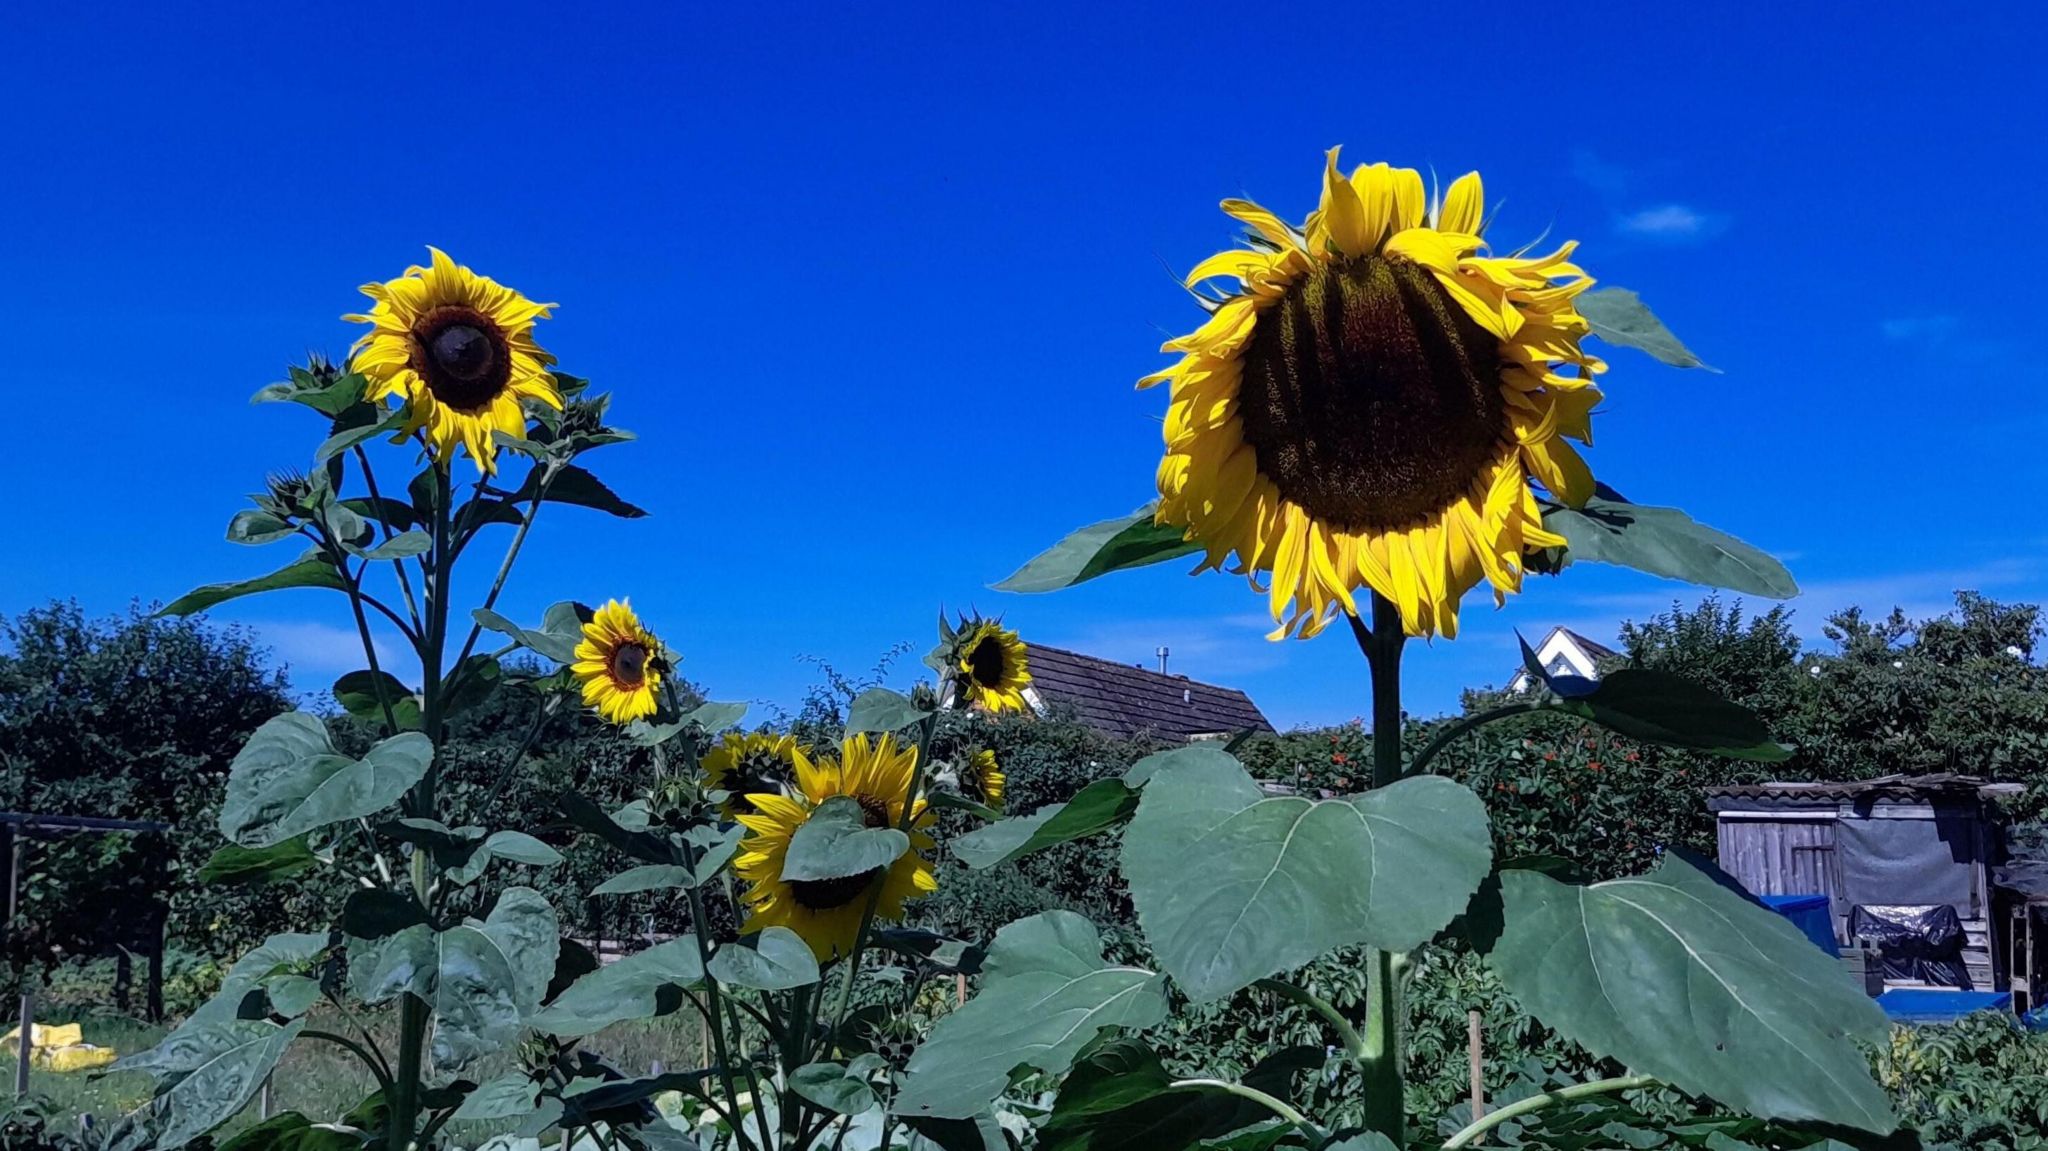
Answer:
[1706,773,2024,807]
[1015,643,1275,741]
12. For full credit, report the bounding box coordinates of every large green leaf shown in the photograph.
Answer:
[1490,852,1895,1132]
[127,1019,306,1150]
[451,1074,542,1121]
[892,911,1168,1120]
[590,865,694,895]
[707,927,820,990]
[558,789,674,864]
[332,670,422,732]
[199,839,317,886]
[952,778,1138,870]
[520,463,647,518]
[790,1057,886,1117]
[1540,494,1797,600]
[219,713,433,848]
[1565,674,1792,762]
[527,936,705,1037]
[994,503,1199,593]
[430,887,560,1072]
[1578,287,1711,370]
[314,408,407,465]
[844,687,930,735]
[251,368,368,416]
[1039,1038,1321,1151]
[1122,743,1239,788]
[472,608,580,665]
[783,795,909,882]
[226,510,297,546]
[160,559,348,617]
[1121,751,1490,1001]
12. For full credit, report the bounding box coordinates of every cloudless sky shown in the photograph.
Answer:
[5,3,2045,728]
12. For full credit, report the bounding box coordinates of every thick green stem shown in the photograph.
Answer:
[1439,1074,1658,1149]
[389,465,454,1151]
[1351,595,1408,1145]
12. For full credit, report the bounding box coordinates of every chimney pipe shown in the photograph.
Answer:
[1156,646,1169,674]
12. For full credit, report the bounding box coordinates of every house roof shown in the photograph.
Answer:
[1017,643,1275,741]
[1560,628,1619,660]
[1508,625,1620,686]
[1705,773,2025,807]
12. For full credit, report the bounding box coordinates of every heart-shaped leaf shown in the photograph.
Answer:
[707,927,820,991]
[1122,751,1490,1001]
[219,713,432,848]
[1539,494,1796,600]
[198,840,317,887]
[1040,1038,1322,1151]
[892,911,1168,1120]
[783,796,909,882]
[791,1058,885,1116]
[1578,287,1711,370]
[591,865,694,896]
[1515,637,1791,761]
[160,559,349,618]
[952,778,1138,870]
[1490,852,1895,1132]
[528,937,705,1037]
[131,1020,306,1150]
[845,687,930,735]
[994,503,1200,593]
[472,608,580,664]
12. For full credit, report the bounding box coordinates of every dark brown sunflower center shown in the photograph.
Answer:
[610,643,649,688]
[1236,254,1508,533]
[412,305,511,411]
[788,796,891,910]
[967,638,1006,688]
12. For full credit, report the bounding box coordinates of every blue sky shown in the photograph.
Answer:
[4,3,2044,728]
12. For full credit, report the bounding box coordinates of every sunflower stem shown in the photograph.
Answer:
[1354,594,1408,1146]
[1406,702,1544,778]
[389,464,454,1151]
[1440,1075,1658,1149]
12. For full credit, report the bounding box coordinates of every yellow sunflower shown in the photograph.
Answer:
[571,599,666,725]
[956,621,1031,713]
[1144,149,1605,641]
[701,732,812,819]
[345,247,563,475]
[960,748,1006,811]
[734,733,937,960]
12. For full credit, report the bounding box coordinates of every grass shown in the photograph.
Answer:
[15,1003,708,1145]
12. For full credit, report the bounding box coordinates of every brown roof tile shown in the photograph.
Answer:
[1016,643,1274,741]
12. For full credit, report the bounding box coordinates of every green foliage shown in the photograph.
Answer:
[993,503,1201,594]
[1876,1014,2048,1148]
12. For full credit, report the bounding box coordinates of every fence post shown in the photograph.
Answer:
[1467,1008,1485,1134]
[14,992,31,1097]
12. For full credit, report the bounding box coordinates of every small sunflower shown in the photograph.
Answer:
[734,733,937,960]
[345,247,563,475]
[1144,149,1605,640]
[702,732,812,819]
[956,620,1031,713]
[960,748,1005,811]
[571,599,666,725]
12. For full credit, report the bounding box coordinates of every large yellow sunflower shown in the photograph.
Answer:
[1144,149,1605,640]
[956,621,1031,713]
[572,599,666,725]
[345,247,562,475]
[733,733,937,960]
[701,732,812,819]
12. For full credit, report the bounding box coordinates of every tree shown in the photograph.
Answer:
[0,601,306,976]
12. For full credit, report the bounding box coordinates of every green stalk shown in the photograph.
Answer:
[1352,594,1408,1145]
[1167,1079,1311,1128]
[390,464,453,1150]
[1439,1074,1658,1149]
[1405,703,1542,779]
[1254,978,1362,1059]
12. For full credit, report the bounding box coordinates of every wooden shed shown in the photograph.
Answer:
[1707,774,2021,993]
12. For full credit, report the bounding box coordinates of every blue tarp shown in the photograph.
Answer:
[1761,893,1839,956]
[1876,989,2012,1024]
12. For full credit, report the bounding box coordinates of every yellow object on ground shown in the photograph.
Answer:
[1,1021,118,1072]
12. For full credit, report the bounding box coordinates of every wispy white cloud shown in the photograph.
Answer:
[1880,314,1960,342]
[1615,204,1723,241]
[251,619,414,689]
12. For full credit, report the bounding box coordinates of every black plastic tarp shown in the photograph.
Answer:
[1850,904,1968,987]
